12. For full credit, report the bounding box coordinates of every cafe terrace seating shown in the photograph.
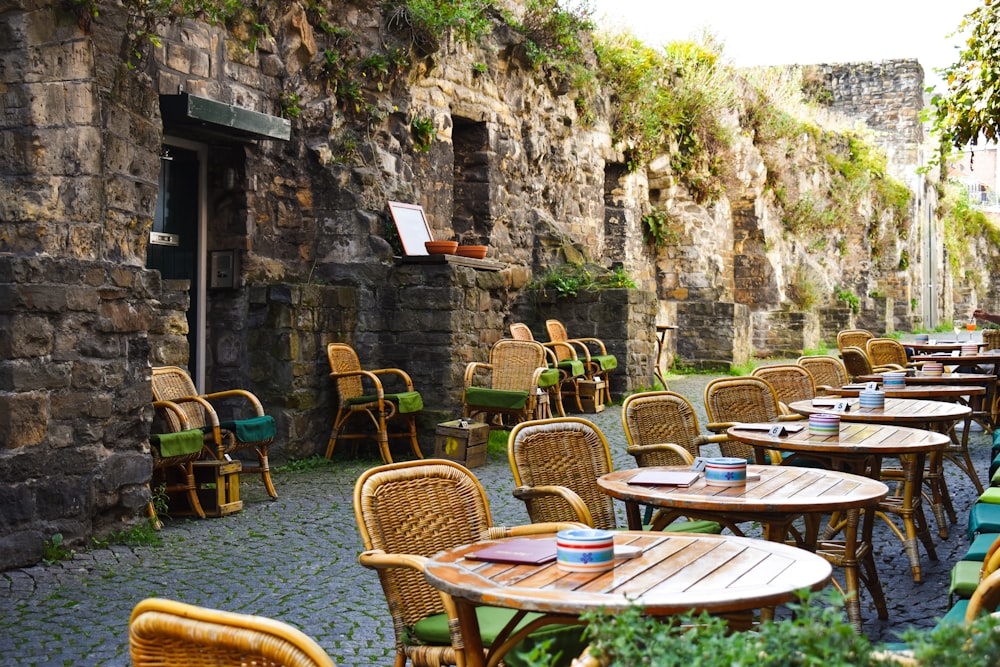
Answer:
[509,322,586,415]
[703,376,798,462]
[867,337,920,370]
[751,364,817,413]
[796,355,850,394]
[545,319,617,404]
[148,400,208,527]
[353,459,587,667]
[325,342,424,464]
[128,597,337,667]
[151,365,278,499]
[463,339,548,430]
[507,417,721,533]
[836,328,875,354]
[839,345,903,381]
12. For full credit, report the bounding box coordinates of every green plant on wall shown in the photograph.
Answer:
[410,114,436,152]
[835,288,860,314]
[641,206,681,248]
[530,262,636,299]
[384,0,493,55]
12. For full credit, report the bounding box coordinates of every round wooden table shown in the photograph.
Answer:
[727,421,950,584]
[597,465,888,631]
[912,352,1000,428]
[423,531,833,667]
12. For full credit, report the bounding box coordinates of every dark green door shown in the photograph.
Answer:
[147,145,200,376]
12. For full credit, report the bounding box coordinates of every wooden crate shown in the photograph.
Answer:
[192,459,243,517]
[434,420,489,468]
[578,379,606,413]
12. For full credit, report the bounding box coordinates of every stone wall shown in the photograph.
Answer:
[752,309,820,357]
[675,301,752,372]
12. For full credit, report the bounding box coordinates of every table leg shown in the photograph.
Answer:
[877,452,937,583]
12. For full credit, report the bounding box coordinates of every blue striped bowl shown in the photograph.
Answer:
[556,529,614,572]
[809,413,840,436]
[859,389,885,409]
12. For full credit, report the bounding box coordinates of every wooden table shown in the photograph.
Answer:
[906,340,967,353]
[912,352,1000,428]
[423,531,832,667]
[727,422,950,583]
[597,465,888,631]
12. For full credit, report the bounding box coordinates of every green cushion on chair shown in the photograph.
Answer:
[661,519,723,534]
[968,503,1000,540]
[218,416,276,443]
[151,430,204,458]
[980,487,1000,504]
[964,533,1000,561]
[538,368,561,388]
[993,429,1000,448]
[992,463,1000,485]
[464,387,529,410]
[412,607,586,667]
[348,391,423,414]
[949,560,983,599]
[938,599,970,625]
[556,359,585,378]
[592,354,617,371]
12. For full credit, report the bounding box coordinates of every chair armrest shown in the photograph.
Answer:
[481,522,588,540]
[201,389,266,416]
[369,368,417,392]
[512,485,594,527]
[777,414,805,422]
[358,549,427,572]
[542,341,579,361]
[568,337,608,355]
[162,394,224,444]
[153,400,191,430]
[874,363,905,372]
[463,362,492,388]
[626,443,695,465]
[695,433,729,446]
[705,421,737,434]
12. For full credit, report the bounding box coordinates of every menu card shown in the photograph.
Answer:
[466,538,557,565]
[628,470,701,487]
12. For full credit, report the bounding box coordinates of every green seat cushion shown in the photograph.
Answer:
[964,533,1000,561]
[219,415,276,443]
[464,387,529,410]
[661,519,723,534]
[151,429,204,458]
[980,487,1000,504]
[592,354,617,371]
[938,599,970,626]
[993,428,1000,448]
[538,368,561,388]
[950,560,983,599]
[555,359,585,378]
[347,391,423,414]
[412,607,586,667]
[968,503,1000,540]
[992,463,1000,486]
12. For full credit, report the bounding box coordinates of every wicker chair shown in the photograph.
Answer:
[983,329,1000,351]
[129,597,336,667]
[545,319,617,405]
[148,400,208,527]
[326,343,423,464]
[836,328,874,354]
[463,339,547,429]
[839,346,902,381]
[866,337,918,369]
[507,417,721,533]
[510,322,586,415]
[151,366,277,499]
[796,355,850,395]
[621,391,724,467]
[703,376,799,462]
[751,364,816,413]
[354,459,586,667]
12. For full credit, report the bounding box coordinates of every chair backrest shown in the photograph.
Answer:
[751,364,816,408]
[840,346,875,380]
[967,569,1000,621]
[837,329,874,353]
[129,598,336,667]
[796,355,849,391]
[151,366,206,431]
[326,343,364,405]
[544,319,574,362]
[488,339,547,392]
[703,376,783,460]
[509,322,535,342]
[983,329,1000,351]
[866,338,908,368]
[621,391,703,465]
[508,418,617,531]
[354,459,494,630]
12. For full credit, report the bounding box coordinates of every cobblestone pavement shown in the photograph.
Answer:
[0,371,992,666]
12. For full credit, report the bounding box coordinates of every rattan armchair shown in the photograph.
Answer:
[621,391,725,467]
[354,458,586,667]
[151,366,277,499]
[796,355,850,395]
[836,328,874,354]
[510,322,586,415]
[463,339,547,429]
[703,376,799,462]
[839,346,902,381]
[326,343,424,464]
[507,417,720,533]
[866,337,918,369]
[148,400,208,527]
[545,319,617,404]
[751,364,817,413]
[129,597,336,667]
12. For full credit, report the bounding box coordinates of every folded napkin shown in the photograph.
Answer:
[151,429,204,458]
[219,415,276,443]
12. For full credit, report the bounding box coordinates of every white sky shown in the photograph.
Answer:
[588,0,982,92]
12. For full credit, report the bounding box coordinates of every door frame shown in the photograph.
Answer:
[162,135,208,391]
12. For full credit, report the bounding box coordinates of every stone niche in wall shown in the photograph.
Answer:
[675,301,752,371]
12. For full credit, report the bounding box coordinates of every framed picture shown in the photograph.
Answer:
[387,201,433,255]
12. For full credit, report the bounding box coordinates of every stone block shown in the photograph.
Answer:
[0,531,43,571]
[0,392,48,449]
